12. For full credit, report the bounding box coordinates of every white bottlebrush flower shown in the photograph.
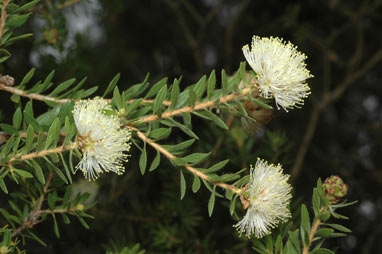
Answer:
[242,36,313,111]
[234,158,292,238]
[73,97,131,181]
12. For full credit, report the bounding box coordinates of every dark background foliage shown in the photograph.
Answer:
[0,0,381,253]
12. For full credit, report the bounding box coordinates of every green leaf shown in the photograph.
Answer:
[0,48,11,63]
[60,77,87,99]
[40,70,55,91]
[4,33,33,46]
[253,239,267,254]
[324,223,351,233]
[0,123,17,134]
[208,186,216,217]
[45,118,60,149]
[170,79,180,110]
[44,157,68,184]
[221,69,228,92]
[52,213,60,238]
[207,70,216,99]
[7,14,31,27]
[161,118,199,139]
[249,96,273,109]
[275,235,283,253]
[47,192,57,209]
[19,68,35,86]
[31,160,45,184]
[5,4,19,13]
[265,235,274,252]
[316,228,334,237]
[12,135,21,152]
[113,86,123,109]
[145,77,167,99]
[175,89,189,108]
[48,78,76,97]
[193,75,207,99]
[167,139,195,152]
[149,128,171,140]
[24,111,41,131]
[317,178,324,197]
[10,94,19,103]
[59,153,72,184]
[301,204,311,233]
[1,135,14,157]
[173,157,186,166]
[0,177,8,194]
[202,159,229,174]
[320,212,331,222]
[28,231,47,247]
[288,230,301,252]
[139,143,147,175]
[311,248,335,254]
[202,110,228,130]
[16,0,40,12]
[312,188,320,216]
[76,215,90,229]
[62,214,70,224]
[126,73,150,99]
[69,149,75,174]
[153,84,167,114]
[229,195,238,215]
[149,151,160,171]
[102,73,120,97]
[126,98,142,116]
[188,88,196,107]
[192,174,201,193]
[13,169,33,178]
[13,107,22,129]
[180,170,186,200]
[182,152,210,164]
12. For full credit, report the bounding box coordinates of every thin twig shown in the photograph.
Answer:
[57,0,83,9]
[11,171,54,238]
[0,82,172,106]
[132,127,241,194]
[290,50,382,183]
[203,114,235,168]
[0,0,10,42]
[302,205,329,254]
[7,144,75,167]
[136,87,252,123]
[0,83,70,103]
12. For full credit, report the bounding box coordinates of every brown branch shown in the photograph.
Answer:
[290,50,382,183]
[0,83,70,103]
[11,171,54,238]
[0,82,172,106]
[0,0,10,42]
[163,0,203,74]
[11,171,85,238]
[224,0,250,72]
[203,114,235,168]
[7,144,75,167]
[132,127,241,194]
[57,0,83,9]
[302,205,330,254]
[136,87,252,123]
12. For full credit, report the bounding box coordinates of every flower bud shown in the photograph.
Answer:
[0,246,8,254]
[75,204,85,211]
[323,175,348,203]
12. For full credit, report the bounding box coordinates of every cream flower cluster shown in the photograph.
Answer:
[243,36,313,111]
[73,97,131,181]
[234,158,292,238]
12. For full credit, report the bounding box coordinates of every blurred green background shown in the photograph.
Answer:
[0,0,381,253]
